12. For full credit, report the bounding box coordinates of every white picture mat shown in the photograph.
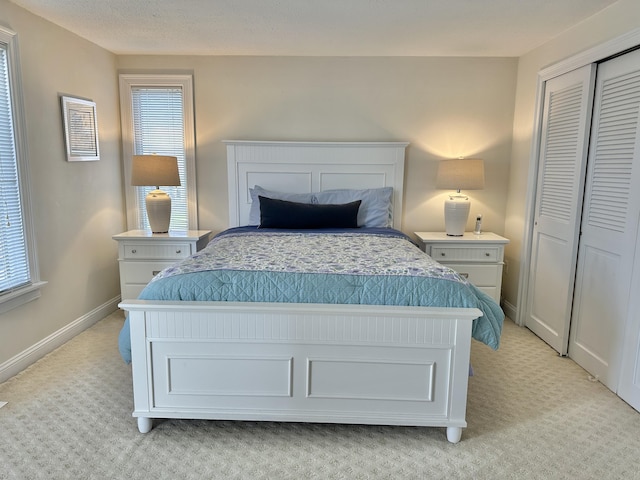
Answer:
[61,96,100,162]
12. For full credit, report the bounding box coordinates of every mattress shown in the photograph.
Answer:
[118,227,504,363]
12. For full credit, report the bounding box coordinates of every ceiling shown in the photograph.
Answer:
[9,0,620,57]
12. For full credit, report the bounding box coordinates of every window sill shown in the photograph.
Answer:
[0,281,47,315]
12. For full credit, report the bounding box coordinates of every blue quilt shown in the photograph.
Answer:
[118,227,503,363]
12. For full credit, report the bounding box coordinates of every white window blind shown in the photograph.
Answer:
[131,87,188,231]
[0,42,30,293]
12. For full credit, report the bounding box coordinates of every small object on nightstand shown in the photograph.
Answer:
[474,214,483,235]
[113,229,211,302]
[415,231,509,303]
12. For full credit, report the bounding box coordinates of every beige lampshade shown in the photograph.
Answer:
[436,158,485,191]
[131,155,180,187]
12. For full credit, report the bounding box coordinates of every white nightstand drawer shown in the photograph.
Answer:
[121,261,175,283]
[122,242,191,260]
[476,286,498,300]
[445,263,500,286]
[431,246,499,263]
[415,232,509,304]
[114,230,212,309]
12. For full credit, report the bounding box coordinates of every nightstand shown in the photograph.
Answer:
[414,232,509,303]
[113,230,212,300]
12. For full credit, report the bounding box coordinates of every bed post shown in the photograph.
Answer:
[128,308,153,432]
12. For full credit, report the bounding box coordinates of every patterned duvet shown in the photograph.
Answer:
[118,227,504,363]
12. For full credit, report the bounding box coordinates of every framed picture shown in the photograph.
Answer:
[61,95,100,161]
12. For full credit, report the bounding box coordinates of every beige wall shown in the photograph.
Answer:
[117,56,518,238]
[0,0,124,370]
[503,0,640,315]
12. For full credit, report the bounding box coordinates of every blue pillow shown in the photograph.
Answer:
[259,196,361,229]
[316,187,393,228]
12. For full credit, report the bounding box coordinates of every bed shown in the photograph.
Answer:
[118,140,503,443]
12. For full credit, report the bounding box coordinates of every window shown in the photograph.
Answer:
[119,74,197,231]
[0,27,43,313]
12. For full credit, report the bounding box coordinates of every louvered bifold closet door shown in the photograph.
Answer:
[569,49,640,390]
[525,65,596,354]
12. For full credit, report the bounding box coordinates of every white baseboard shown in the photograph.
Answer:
[501,299,518,325]
[0,296,121,384]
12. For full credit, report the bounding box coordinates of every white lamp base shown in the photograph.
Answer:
[444,195,470,236]
[146,189,172,233]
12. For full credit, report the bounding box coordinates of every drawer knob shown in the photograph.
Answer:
[131,249,137,254]
[485,252,490,256]
[441,252,446,257]
[459,273,469,278]
[152,270,161,276]
[176,249,182,254]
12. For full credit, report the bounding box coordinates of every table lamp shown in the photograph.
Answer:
[436,158,485,236]
[131,154,180,233]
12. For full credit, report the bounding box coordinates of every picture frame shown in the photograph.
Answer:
[61,95,100,162]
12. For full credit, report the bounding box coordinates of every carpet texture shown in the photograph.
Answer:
[1,311,639,479]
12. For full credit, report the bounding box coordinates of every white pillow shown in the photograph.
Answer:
[249,185,393,228]
[316,187,393,228]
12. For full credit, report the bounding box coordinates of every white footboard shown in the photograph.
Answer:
[120,300,479,443]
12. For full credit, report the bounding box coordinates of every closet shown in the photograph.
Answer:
[525,48,640,412]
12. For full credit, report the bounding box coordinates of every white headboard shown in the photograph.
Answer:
[225,140,408,230]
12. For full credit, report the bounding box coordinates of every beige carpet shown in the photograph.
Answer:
[1,311,639,480]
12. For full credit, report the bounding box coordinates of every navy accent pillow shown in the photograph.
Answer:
[259,196,361,229]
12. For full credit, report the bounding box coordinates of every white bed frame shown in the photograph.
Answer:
[120,141,482,443]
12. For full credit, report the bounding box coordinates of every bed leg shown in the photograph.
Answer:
[137,417,153,433]
[446,427,462,444]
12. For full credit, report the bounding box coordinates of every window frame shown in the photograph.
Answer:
[119,74,198,231]
[0,26,45,314]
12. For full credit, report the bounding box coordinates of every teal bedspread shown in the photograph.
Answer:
[118,228,503,363]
